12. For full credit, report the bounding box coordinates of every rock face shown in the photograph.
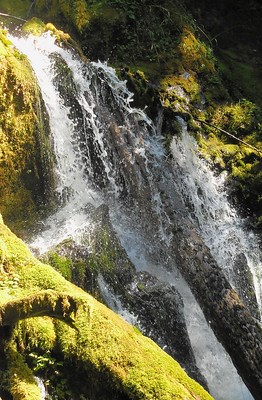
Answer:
[233,252,260,319]
[39,51,261,397]
[123,271,208,390]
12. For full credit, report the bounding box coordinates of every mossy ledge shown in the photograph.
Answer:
[0,214,213,400]
[0,28,54,236]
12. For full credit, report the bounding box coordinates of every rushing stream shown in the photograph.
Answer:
[9,31,261,400]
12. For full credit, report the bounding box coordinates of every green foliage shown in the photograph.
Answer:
[218,47,262,108]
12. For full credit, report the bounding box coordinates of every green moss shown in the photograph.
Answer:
[45,22,72,44]
[22,17,46,36]
[59,0,91,32]
[178,28,216,75]
[46,252,72,281]
[6,342,41,400]
[0,29,54,235]
[195,98,262,224]
[0,216,213,400]
[15,317,56,353]
[88,228,118,273]
[211,100,259,136]
[160,72,200,112]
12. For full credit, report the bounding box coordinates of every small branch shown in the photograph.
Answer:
[0,290,79,328]
[196,118,262,156]
[0,12,27,22]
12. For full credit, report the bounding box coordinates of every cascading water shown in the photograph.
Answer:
[34,377,47,400]
[9,31,261,400]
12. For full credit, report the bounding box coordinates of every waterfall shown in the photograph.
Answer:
[34,377,47,400]
[9,32,260,400]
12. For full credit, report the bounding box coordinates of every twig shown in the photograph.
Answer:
[0,12,27,22]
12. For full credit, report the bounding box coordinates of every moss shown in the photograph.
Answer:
[0,29,54,235]
[58,0,91,33]
[88,228,123,273]
[178,27,216,75]
[211,100,260,136]
[22,17,46,36]
[15,317,56,353]
[5,342,41,400]
[195,99,262,225]
[45,22,72,44]
[0,215,213,400]
[46,252,72,281]
[160,72,200,113]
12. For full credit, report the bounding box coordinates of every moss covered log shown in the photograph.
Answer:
[0,214,213,399]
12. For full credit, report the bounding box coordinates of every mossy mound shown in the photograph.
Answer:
[0,29,53,236]
[0,215,214,399]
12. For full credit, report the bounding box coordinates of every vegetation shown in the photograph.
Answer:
[0,0,261,398]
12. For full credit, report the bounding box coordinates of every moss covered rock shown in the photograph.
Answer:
[0,28,54,235]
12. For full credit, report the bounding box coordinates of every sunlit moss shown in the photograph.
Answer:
[22,17,46,36]
[0,29,53,235]
[194,98,262,224]
[178,28,216,75]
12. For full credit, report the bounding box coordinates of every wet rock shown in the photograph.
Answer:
[123,271,208,389]
[233,252,260,319]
